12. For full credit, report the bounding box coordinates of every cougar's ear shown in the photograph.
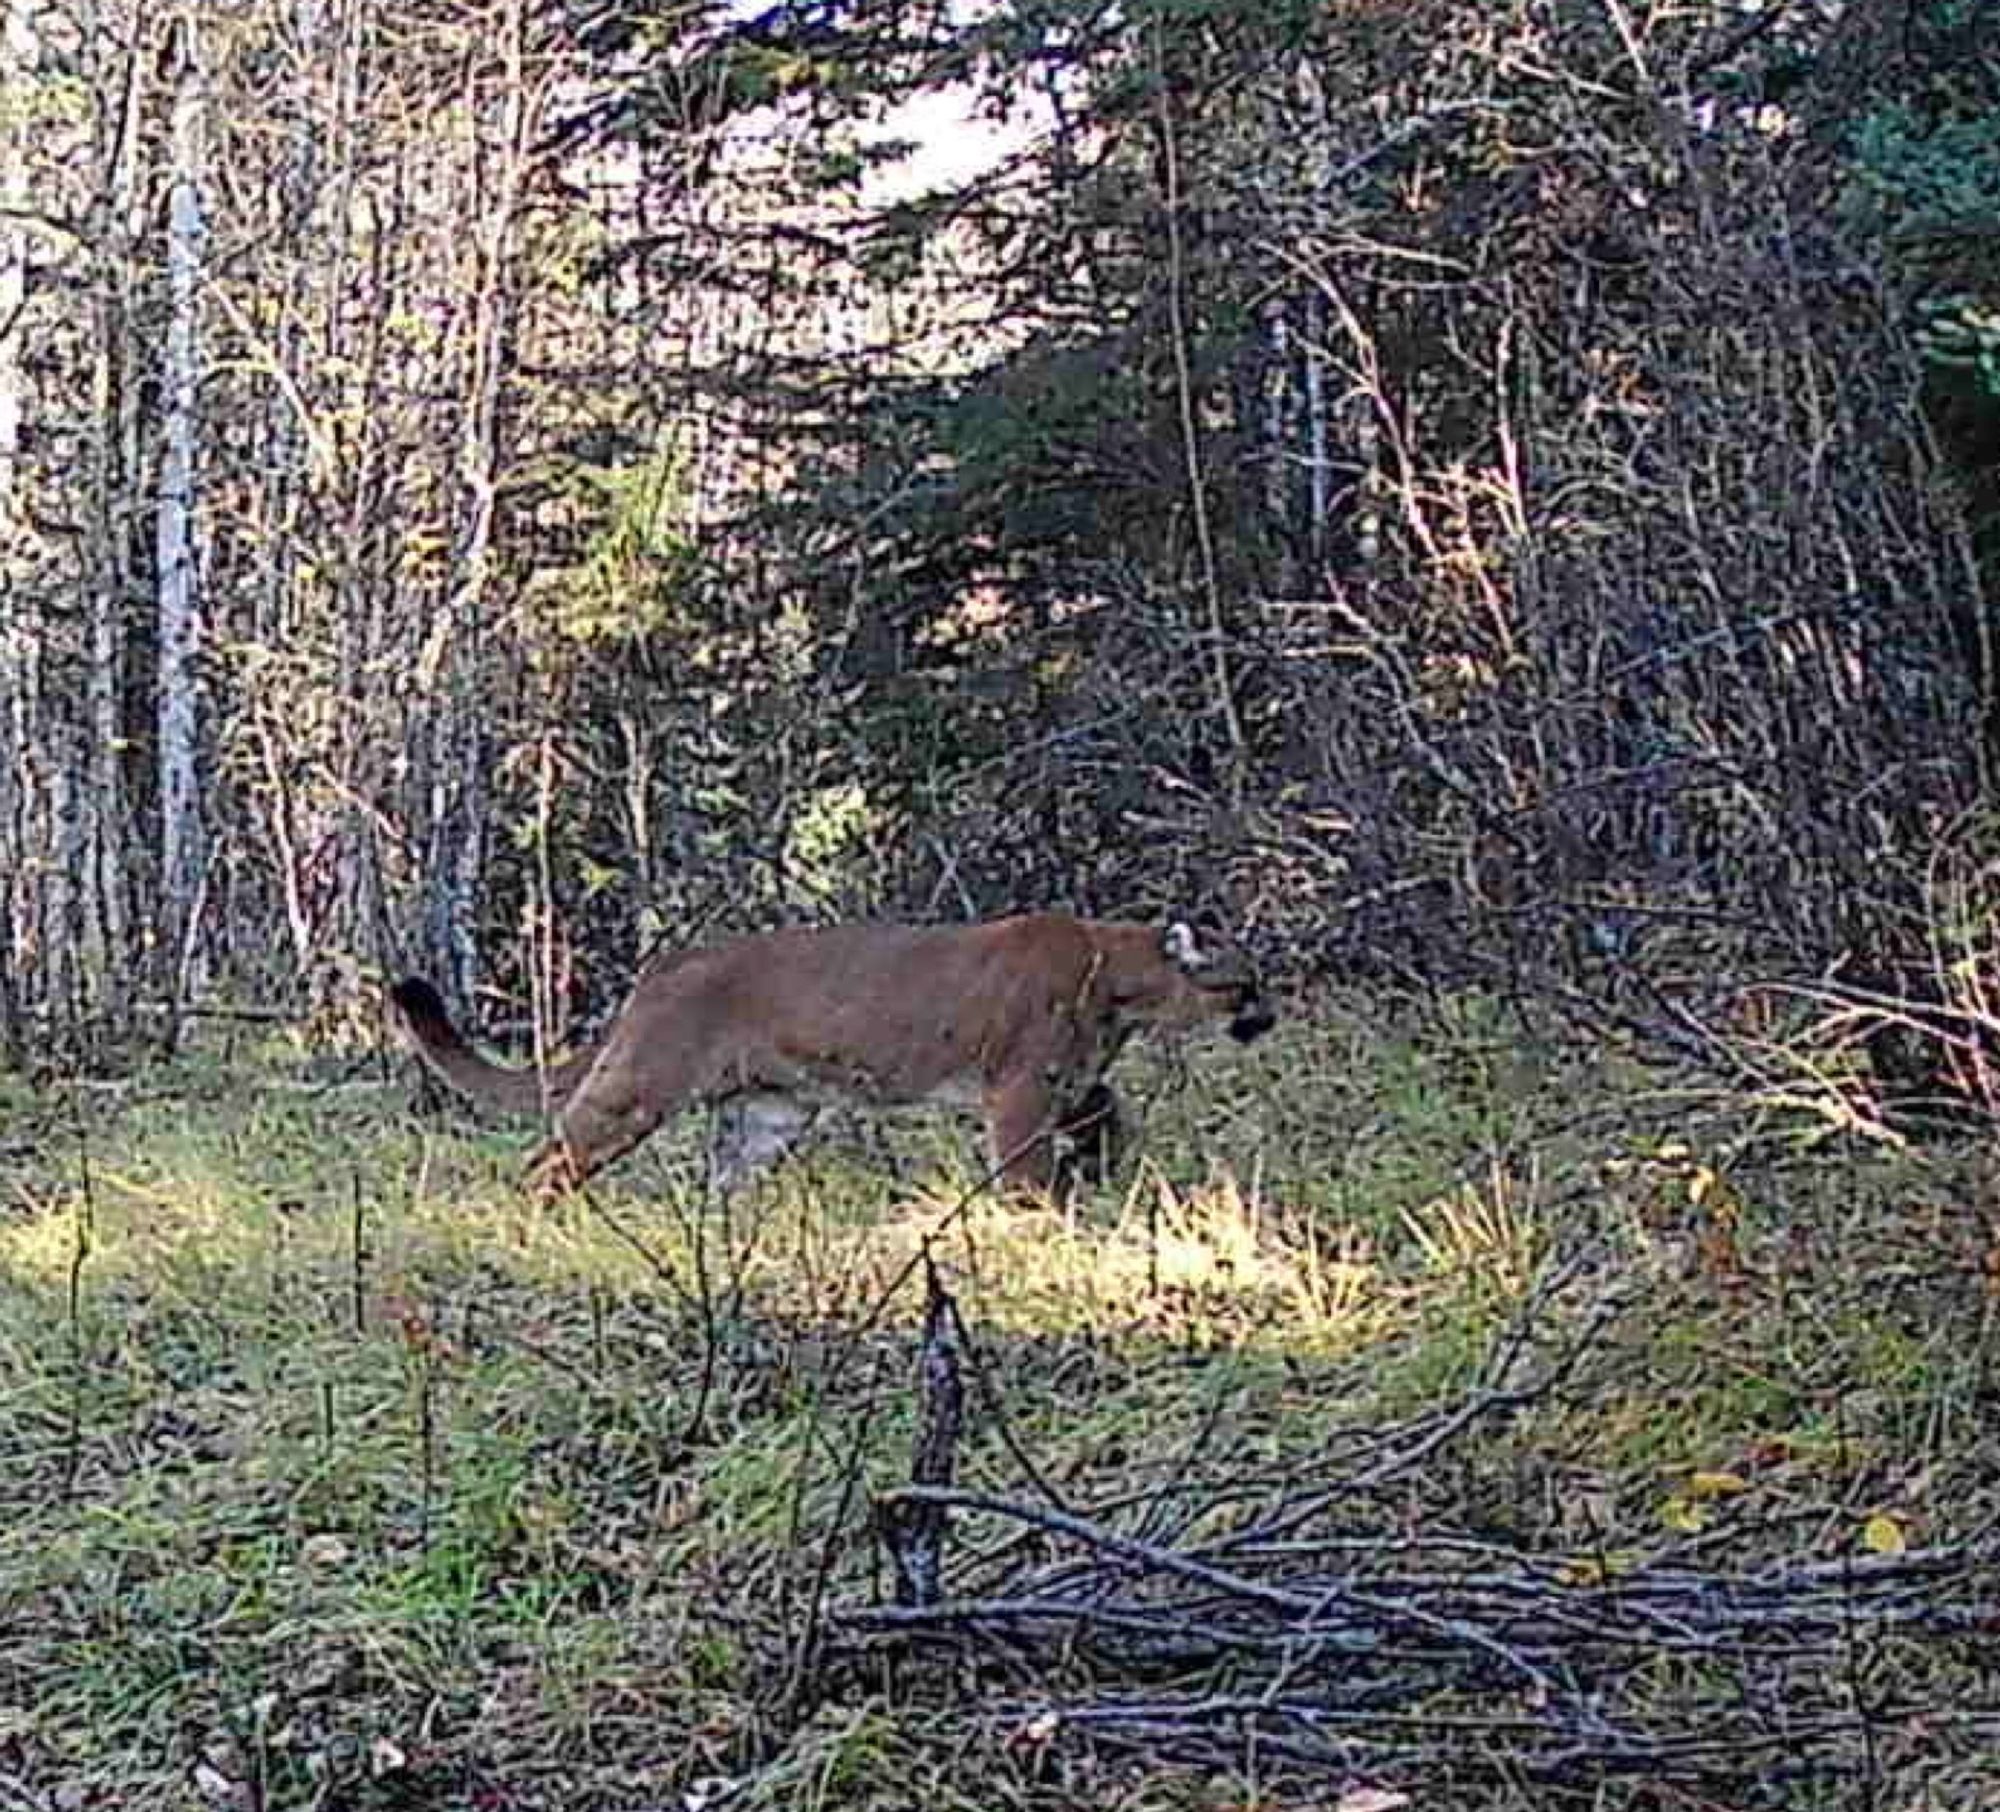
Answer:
[1162,921,1207,972]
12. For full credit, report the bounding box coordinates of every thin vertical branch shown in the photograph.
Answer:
[61,1100,96,1502]
[879,1258,964,1609]
[1153,12,1246,781]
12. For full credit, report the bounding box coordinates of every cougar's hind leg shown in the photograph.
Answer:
[523,1072,667,1199]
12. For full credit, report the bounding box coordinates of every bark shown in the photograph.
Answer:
[0,0,29,512]
[83,11,148,1017]
[422,0,534,1008]
[155,10,208,1010]
[0,0,33,1039]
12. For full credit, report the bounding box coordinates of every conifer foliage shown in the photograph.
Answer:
[0,0,1991,1059]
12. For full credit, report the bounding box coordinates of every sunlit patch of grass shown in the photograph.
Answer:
[1399,1158,1545,1299]
[747,1165,1403,1360]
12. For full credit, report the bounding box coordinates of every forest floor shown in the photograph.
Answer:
[3,993,1999,1811]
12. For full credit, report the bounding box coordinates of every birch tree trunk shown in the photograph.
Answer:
[0,0,31,1043]
[0,0,83,1032]
[81,0,150,1017]
[0,0,29,520]
[155,10,208,1014]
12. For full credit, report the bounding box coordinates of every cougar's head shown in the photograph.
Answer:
[1163,921,1276,1044]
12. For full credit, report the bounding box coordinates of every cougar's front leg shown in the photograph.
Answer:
[984,1073,1061,1198]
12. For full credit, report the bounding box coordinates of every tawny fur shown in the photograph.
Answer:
[388,912,1272,1199]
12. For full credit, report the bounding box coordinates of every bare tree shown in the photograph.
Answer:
[80,0,150,1021]
[0,0,35,1044]
[154,8,208,1018]
[417,0,540,1009]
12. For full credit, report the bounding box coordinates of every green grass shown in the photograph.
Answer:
[3,998,1998,1807]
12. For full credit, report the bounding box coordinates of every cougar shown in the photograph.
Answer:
[389,912,1273,1198]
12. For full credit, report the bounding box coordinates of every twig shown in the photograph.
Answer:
[877,1257,964,1608]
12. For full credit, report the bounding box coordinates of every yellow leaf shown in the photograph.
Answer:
[1861,1513,1906,1555]
[1556,1553,1633,1586]
[1685,1470,1750,1500]
[1659,1494,1707,1533]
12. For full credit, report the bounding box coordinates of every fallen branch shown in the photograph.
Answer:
[830,1267,2000,1796]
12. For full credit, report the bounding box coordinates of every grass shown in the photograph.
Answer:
[3,995,1998,1808]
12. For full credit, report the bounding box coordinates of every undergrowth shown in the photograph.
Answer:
[2,996,1997,1809]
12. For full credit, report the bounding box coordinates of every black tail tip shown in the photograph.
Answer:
[389,976,447,1022]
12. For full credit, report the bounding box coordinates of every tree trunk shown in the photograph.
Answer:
[72,0,154,1026]
[421,0,533,1008]
[0,0,33,1041]
[155,10,208,1020]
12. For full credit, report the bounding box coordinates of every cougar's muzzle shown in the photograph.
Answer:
[1162,920,1276,1045]
[1228,986,1276,1044]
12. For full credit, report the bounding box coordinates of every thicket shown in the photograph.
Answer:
[0,0,1993,1105]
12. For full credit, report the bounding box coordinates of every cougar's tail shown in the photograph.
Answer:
[387,977,600,1117]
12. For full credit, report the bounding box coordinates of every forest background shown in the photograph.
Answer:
[3,0,1995,1073]
[6,3,2000,1805]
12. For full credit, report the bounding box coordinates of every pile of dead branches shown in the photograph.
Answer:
[829,1268,2000,1801]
